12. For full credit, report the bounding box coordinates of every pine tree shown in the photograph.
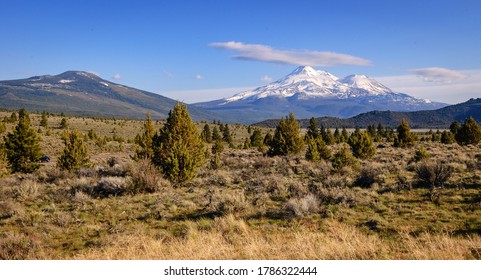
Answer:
[348,130,376,159]
[305,136,331,162]
[40,111,48,127]
[331,144,360,171]
[152,103,206,184]
[57,130,90,171]
[333,128,341,143]
[212,138,224,154]
[263,131,273,147]
[200,124,212,143]
[267,112,304,156]
[449,121,460,135]
[0,142,8,177]
[324,128,335,145]
[9,112,17,123]
[0,122,6,134]
[377,123,385,138]
[134,112,155,159]
[222,124,233,145]
[440,130,455,144]
[455,117,481,145]
[306,117,319,140]
[60,117,68,129]
[394,118,415,148]
[250,128,264,148]
[212,126,222,142]
[4,109,42,173]
[341,127,349,143]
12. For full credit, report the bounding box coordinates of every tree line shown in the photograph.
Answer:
[1,106,480,186]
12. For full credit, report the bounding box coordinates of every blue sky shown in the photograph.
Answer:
[1,0,480,104]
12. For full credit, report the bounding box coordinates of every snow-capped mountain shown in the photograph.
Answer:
[195,66,446,124]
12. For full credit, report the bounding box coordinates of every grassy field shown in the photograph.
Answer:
[0,111,481,259]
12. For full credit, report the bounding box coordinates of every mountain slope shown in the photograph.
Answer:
[255,98,481,129]
[0,71,216,121]
[195,66,446,124]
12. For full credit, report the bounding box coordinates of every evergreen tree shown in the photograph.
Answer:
[331,144,360,171]
[324,128,335,145]
[134,112,155,159]
[0,142,8,177]
[367,124,377,138]
[212,126,222,142]
[60,117,68,129]
[243,137,251,149]
[449,121,460,135]
[222,124,233,145]
[263,132,273,147]
[394,118,415,148]
[9,112,17,123]
[306,117,319,140]
[455,117,481,145]
[377,122,385,138]
[348,130,376,159]
[340,127,349,143]
[333,128,341,143]
[4,109,42,173]
[152,103,206,184]
[267,112,304,156]
[0,122,5,134]
[305,136,331,162]
[250,128,264,148]
[40,111,48,127]
[440,130,455,144]
[57,130,90,171]
[200,124,212,143]
[212,139,224,154]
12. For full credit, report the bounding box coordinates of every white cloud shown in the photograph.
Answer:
[161,70,174,79]
[375,69,481,104]
[195,74,204,80]
[209,41,371,67]
[113,73,121,80]
[260,75,272,83]
[408,67,467,83]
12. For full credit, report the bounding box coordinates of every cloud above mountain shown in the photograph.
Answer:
[210,41,371,67]
[408,67,467,83]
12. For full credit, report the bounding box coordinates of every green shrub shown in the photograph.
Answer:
[348,130,376,159]
[394,118,415,148]
[394,119,413,147]
[268,112,304,156]
[3,109,42,173]
[305,136,331,162]
[134,112,155,159]
[413,147,429,162]
[331,145,360,171]
[455,117,481,146]
[152,103,206,184]
[440,130,455,144]
[57,130,90,171]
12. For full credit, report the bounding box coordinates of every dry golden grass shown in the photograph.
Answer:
[73,215,481,260]
[1,111,481,260]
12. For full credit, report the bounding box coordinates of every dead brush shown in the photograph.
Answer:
[127,159,169,194]
[415,160,453,189]
[283,194,320,217]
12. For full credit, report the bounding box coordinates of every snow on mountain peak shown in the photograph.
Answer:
[221,66,433,105]
[340,74,392,95]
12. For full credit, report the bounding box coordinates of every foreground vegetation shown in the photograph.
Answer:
[0,109,481,259]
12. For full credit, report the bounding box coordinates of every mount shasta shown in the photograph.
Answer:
[196,66,446,123]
